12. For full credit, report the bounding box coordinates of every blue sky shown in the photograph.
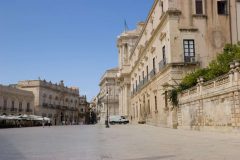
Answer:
[0,0,154,101]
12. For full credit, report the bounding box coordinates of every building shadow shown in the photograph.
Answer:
[123,155,176,160]
[0,132,26,160]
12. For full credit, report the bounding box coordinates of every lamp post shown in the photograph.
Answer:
[106,89,110,128]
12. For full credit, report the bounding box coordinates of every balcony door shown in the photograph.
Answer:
[183,40,195,62]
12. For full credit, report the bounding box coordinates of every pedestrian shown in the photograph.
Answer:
[48,119,51,127]
[42,117,45,128]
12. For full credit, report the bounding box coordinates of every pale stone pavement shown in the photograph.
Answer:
[0,124,240,160]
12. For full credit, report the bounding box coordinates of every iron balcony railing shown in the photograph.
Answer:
[184,56,196,63]
[149,68,156,79]
[159,59,166,71]
[143,76,148,85]
[131,60,169,96]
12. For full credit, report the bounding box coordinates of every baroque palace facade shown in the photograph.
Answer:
[117,0,240,127]
[0,85,34,116]
[17,80,81,125]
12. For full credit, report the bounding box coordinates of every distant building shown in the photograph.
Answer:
[17,80,80,125]
[117,22,143,118]
[98,68,119,124]
[78,95,89,124]
[0,85,34,116]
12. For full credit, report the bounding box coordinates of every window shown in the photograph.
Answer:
[162,46,166,65]
[183,40,195,62]
[136,106,138,118]
[217,0,227,15]
[153,58,156,74]
[159,0,164,13]
[43,94,46,103]
[3,99,7,108]
[165,91,168,108]
[195,0,203,14]
[147,99,150,114]
[49,95,52,104]
[75,100,77,107]
[132,84,134,92]
[146,66,149,80]
[27,103,30,110]
[142,71,145,83]
[154,96,157,111]
[135,80,137,90]
[11,101,14,108]
[19,102,22,111]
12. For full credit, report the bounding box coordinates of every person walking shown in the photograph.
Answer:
[42,117,45,128]
[47,119,51,127]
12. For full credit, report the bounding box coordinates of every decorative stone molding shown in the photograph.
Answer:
[151,29,155,35]
[179,27,198,32]
[192,14,207,19]
[159,32,166,41]
[150,46,156,53]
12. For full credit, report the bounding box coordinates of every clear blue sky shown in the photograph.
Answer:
[0,0,154,101]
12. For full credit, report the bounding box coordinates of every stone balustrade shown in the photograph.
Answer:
[178,61,240,132]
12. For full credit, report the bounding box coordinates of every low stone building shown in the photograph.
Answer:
[0,85,34,116]
[98,68,119,124]
[17,80,80,125]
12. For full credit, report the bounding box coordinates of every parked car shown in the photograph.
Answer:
[109,115,129,124]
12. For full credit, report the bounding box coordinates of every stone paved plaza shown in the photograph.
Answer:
[0,125,240,160]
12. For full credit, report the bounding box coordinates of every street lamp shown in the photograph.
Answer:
[105,89,110,128]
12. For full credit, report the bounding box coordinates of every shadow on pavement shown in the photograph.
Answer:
[0,133,26,160]
[123,155,176,160]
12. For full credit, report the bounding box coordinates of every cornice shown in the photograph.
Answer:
[129,0,159,59]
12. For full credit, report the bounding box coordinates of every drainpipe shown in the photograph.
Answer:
[236,0,239,42]
[229,0,233,45]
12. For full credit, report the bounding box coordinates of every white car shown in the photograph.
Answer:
[109,115,129,124]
